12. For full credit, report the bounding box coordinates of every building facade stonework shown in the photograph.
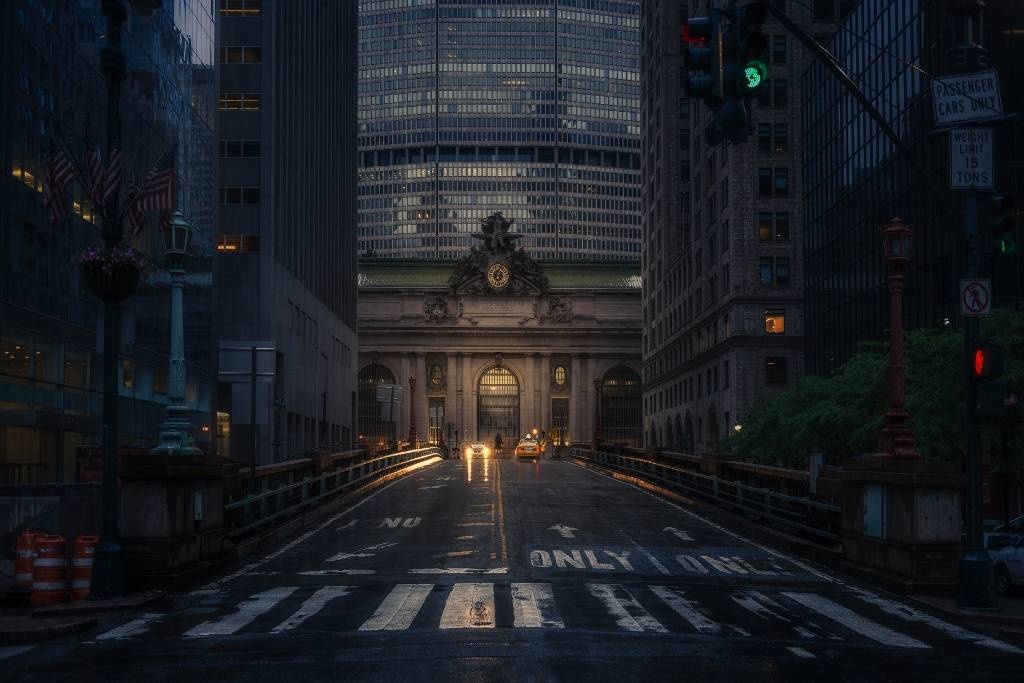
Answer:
[641,0,844,455]
[358,215,642,450]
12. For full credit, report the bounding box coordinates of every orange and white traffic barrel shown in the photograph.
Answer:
[14,532,38,592]
[30,535,69,606]
[70,535,99,601]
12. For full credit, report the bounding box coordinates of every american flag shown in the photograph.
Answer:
[43,151,75,224]
[136,146,176,212]
[102,147,122,205]
[123,167,147,236]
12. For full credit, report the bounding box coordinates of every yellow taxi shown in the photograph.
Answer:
[515,436,542,460]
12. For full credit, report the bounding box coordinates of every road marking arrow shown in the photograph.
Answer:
[548,524,578,539]
[327,542,397,562]
[663,526,693,542]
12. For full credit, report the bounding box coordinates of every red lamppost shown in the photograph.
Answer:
[879,218,920,459]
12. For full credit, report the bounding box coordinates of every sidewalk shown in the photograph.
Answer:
[910,593,1024,635]
[0,590,164,644]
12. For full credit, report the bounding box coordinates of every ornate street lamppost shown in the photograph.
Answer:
[90,0,163,598]
[879,218,920,459]
[152,212,201,456]
[592,378,603,450]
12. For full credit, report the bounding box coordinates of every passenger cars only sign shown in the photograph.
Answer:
[931,70,1003,126]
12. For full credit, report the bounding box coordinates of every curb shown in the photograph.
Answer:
[907,594,1024,630]
[32,590,166,618]
[0,617,99,645]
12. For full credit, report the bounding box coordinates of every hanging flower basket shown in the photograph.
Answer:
[78,244,148,302]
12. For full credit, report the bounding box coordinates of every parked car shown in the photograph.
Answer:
[984,514,1024,552]
[992,537,1024,595]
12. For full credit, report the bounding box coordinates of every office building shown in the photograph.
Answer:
[357,0,642,261]
[215,0,359,464]
[642,0,845,454]
[803,0,1024,375]
[1,0,216,483]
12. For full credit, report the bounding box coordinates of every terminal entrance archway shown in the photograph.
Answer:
[477,366,519,448]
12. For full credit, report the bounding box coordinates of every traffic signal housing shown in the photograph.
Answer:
[971,341,1004,381]
[734,1,768,99]
[991,194,1017,255]
[683,14,723,103]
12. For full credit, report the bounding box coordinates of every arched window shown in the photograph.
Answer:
[601,366,641,447]
[358,365,396,450]
[552,365,568,388]
[477,366,519,446]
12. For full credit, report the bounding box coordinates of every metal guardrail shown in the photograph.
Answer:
[569,447,841,543]
[225,446,444,539]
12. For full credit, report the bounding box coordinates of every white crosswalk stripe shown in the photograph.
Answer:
[440,582,496,629]
[587,583,666,633]
[185,586,298,638]
[81,582,1024,656]
[782,592,929,649]
[854,592,1023,655]
[271,586,350,633]
[96,613,163,641]
[511,583,564,628]
[650,585,721,634]
[360,584,433,631]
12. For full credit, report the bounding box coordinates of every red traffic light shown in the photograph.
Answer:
[973,348,986,377]
[971,342,1004,380]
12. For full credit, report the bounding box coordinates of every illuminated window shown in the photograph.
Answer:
[219,93,260,111]
[220,0,261,17]
[764,310,786,335]
[121,360,134,390]
[220,46,261,64]
[217,234,260,253]
[553,365,567,386]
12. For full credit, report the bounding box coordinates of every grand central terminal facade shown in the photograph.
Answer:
[356,214,642,451]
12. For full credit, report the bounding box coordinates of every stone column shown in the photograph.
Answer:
[446,352,458,448]
[457,353,466,444]
[465,354,476,442]
[400,354,411,442]
[524,353,537,435]
[570,354,583,443]
[540,353,551,436]
[414,352,426,444]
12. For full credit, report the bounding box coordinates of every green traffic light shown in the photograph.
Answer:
[744,67,761,88]
[743,60,767,90]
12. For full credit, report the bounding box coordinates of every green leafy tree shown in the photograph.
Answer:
[722,311,1024,471]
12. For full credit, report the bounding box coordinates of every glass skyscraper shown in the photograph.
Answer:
[358,0,641,261]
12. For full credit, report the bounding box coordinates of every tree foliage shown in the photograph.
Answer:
[721,311,1024,473]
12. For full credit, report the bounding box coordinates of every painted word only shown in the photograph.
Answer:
[530,548,634,571]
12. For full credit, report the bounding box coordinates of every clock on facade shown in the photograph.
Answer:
[486,261,511,290]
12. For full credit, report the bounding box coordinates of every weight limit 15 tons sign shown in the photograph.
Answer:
[950,128,993,190]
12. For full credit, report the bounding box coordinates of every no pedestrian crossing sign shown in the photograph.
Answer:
[931,69,1003,127]
[960,278,992,317]
[949,128,993,190]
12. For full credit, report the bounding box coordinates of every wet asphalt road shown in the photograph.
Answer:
[3,454,1023,682]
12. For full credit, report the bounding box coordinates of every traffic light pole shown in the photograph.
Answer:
[957,189,997,607]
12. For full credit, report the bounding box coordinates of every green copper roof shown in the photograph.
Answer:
[358,259,641,290]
